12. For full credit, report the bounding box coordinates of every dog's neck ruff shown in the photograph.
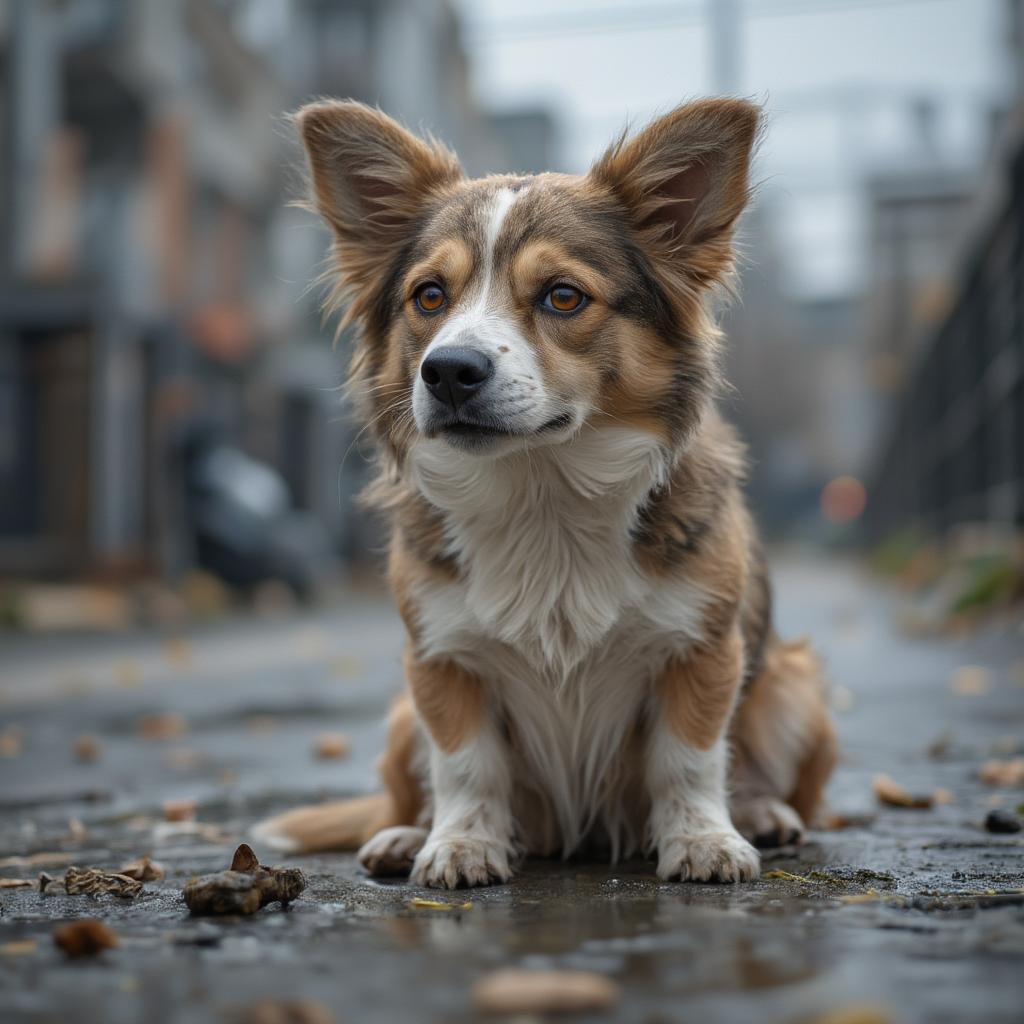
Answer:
[409,427,670,675]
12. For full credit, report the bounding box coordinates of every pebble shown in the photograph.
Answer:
[984,809,1022,834]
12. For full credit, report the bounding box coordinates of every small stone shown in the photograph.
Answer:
[984,809,1022,834]
[53,919,119,957]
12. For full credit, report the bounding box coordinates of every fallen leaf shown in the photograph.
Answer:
[822,811,877,830]
[162,798,197,822]
[407,897,472,911]
[73,735,102,763]
[873,774,933,809]
[811,1005,894,1024]
[137,712,187,740]
[238,1000,335,1024]
[764,869,812,883]
[119,856,165,882]
[0,852,75,869]
[65,867,143,898]
[838,888,882,904]
[165,636,193,669]
[53,919,118,957]
[979,758,1024,787]
[0,726,24,758]
[950,665,990,696]
[0,879,34,889]
[472,969,620,1015]
[0,940,38,956]
[183,844,305,916]
[313,733,351,760]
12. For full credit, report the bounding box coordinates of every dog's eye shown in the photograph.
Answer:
[543,285,586,315]
[414,283,446,314]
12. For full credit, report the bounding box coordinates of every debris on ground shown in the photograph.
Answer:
[162,798,197,822]
[978,758,1024,787]
[0,940,38,956]
[64,866,144,898]
[67,817,88,842]
[811,1005,895,1024]
[237,999,335,1024]
[872,774,934,808]
[137,712,188,740]
[53,919,119,958]
[764,870,812,883]
[472,969,620,1015]
[0,878,34,889]
[0,726,24,758]
[949,665,991,696]
[38,872,60,894]
[983,809,1022,833]
[119,856,166,881]
[0,852,75,870]
[408,897,472,911]
[182,844,305,916]
[313,732,351,759]
[73,735,102,762]
[822,811,877,830]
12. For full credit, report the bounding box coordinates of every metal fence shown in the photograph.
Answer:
[867,132,1024,538]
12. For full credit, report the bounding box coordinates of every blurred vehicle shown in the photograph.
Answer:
[182,426,336,601]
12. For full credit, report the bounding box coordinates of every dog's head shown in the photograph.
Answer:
[299,99,759,460]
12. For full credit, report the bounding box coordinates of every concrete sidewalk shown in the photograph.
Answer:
[1,555,1022,1023]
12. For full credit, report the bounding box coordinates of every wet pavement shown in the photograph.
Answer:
[1,554,1022,1023]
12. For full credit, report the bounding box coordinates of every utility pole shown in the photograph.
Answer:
[708,0,741,96]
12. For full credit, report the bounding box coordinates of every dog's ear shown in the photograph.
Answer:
[589,99,761,286]
[296,101,462,307]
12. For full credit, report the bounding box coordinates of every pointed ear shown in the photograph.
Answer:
[296,101,462,299]
[589,99,761,283]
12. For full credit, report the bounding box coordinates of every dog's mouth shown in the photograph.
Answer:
[434,412,574,442]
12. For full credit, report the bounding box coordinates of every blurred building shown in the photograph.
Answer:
[0,0,556,585]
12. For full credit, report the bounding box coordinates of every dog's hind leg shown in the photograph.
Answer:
[252,693,426,855]
[729,639,837,848]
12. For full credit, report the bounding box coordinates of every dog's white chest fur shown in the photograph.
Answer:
[408,428,713,853]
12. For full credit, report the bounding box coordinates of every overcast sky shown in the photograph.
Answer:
[453,0,1011,298]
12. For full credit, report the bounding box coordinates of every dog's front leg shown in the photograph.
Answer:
[648,627,760,882]
[405,652,514,889]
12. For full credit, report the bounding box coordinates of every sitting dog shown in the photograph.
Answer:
[254,98,836,888]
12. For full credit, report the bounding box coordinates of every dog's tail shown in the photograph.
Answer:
[251,792,392,854]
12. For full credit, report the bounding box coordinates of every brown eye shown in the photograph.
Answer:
[414,283,446,314]
[543,284,586,314]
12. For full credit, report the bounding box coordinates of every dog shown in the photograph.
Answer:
[253,97,837,888]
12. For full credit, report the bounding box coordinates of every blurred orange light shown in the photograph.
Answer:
[820,475,866,524]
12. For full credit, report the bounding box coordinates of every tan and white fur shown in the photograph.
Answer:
[253,98,837,888]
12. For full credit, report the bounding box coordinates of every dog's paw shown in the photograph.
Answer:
[657,830,760,883]
[731,796,805,849]
[358,826,428,877]
[410,835,512,889]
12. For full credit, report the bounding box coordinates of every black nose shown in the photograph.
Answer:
[420,347,494,411]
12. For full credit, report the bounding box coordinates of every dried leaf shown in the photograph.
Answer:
[978,758,1024,787]
[183,845,305,916]
[472,969,620,1015]
[0,726,24,759]
[65,866,143,898]
[53,919,118,957]
[73,735,102,763]
[313,733,351,760]
[0,878,34,889]
[950,665,990,696]
[0,852,75,869]
[137,712,187,740]
[873,774,933,808]
[0,940,38,956]
[764,869,812,883]
[119,856,165,882]
[408,897,472,911]
[823,811,877,830]
[162,798,197,822]
[238,1000,335,1024]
